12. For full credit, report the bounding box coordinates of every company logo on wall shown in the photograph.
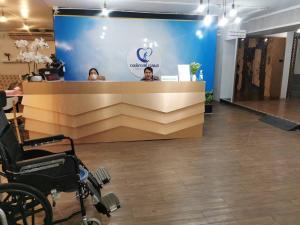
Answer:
[127,47,161,78]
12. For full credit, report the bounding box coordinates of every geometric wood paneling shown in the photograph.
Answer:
[22,81,205,143]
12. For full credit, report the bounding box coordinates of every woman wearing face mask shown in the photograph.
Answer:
[88,68,106,81]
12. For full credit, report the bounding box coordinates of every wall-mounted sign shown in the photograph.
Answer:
[127,47,161,78]
[226,30,247,40]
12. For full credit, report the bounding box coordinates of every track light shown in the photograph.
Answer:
[197,0,206,13]
[0,8,7,23]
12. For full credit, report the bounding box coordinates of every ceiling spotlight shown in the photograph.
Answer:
[197,0,206,13]
[102,26,107,30]
[101,0,110,17]
[297,29,300,33]
[0,8,7,23]
[234,17,242,24]
[264,38,268,42]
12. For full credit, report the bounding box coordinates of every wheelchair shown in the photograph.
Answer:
[0,91,121,225]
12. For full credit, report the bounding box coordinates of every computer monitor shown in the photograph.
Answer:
[178,64,191,81]
[161,75,179,82]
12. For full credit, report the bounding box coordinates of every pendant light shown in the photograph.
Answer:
[101,0,110,17]
[197,0,206,13]
[0,8,7,23]
[218,0,228,27]
[203,0,212,27]
[229,0,237,18]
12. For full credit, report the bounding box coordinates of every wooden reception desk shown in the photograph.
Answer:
[22,81,205,143]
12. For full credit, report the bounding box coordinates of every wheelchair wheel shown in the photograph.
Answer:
[83,217,101,225]
[0,183,53,225]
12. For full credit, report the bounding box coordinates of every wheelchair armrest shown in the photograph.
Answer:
[16,153,67,173]
[22,135,66,147]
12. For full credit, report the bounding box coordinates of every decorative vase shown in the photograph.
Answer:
[30,74,43,82]
[191,74,197,82]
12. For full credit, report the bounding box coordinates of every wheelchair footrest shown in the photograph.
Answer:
[93,167,111,185]
[95,193,121,215]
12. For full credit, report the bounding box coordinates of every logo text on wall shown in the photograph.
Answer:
[127,47,161,78]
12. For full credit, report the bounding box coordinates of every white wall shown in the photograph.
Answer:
[281,32,294,99]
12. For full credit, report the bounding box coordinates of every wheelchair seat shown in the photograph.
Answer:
[0,91,120,225]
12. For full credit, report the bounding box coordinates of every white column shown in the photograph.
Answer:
[280,32,294,99]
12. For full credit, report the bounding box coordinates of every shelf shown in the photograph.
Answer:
[1,61,27,64]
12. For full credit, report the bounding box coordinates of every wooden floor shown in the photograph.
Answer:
[234,99,300,124]
[42,103,300,225]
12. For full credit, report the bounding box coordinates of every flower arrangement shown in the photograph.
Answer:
[190,62,201,75]
[15,38,52,75]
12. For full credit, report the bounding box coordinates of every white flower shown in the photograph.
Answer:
[15,40,28,48]
[15,38,52,66]
[42,56,53,64]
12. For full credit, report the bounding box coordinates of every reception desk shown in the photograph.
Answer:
[22,81,205,143]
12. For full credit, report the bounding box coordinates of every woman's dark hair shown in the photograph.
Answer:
[144,67,153,73]
[8,81,22,90]
[89,68,99,76]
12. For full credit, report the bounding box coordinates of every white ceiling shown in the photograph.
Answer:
[0,0,299,32]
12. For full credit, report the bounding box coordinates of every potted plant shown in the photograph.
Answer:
[205,91,214,113]
[15,38,52,82]
[190,62,201,81]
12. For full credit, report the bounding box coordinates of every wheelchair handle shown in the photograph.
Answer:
[0,208,8,225]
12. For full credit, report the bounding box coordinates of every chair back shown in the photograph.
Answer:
[3,96,18,111]
[0,91,23,171]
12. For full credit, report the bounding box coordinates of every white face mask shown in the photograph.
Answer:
[90,74,98,80]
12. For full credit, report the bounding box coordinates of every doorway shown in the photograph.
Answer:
[234,37,286,101]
